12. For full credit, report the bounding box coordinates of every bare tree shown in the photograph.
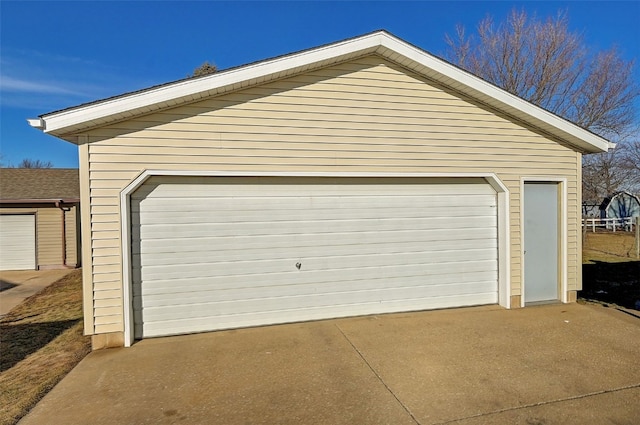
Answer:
[620,140,640,192]
[446,9,639,200]
[13,158,54,168]
[189,61,217,78]
[445,9,638,140]
[582,147,635,202]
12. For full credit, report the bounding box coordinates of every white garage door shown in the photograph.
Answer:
[131,177,498,338]
[0,214,36,270]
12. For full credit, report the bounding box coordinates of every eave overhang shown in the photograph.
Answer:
[0,198,80,205]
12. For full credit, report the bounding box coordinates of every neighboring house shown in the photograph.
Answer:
[29,31,610,349]
[599,191,640,219]
[0,168,80,271]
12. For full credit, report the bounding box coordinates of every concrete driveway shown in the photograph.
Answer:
[19,303,640,425]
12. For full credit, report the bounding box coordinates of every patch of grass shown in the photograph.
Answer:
[582,231,639,264]
[0,269,91,425]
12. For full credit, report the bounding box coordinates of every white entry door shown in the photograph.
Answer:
[524,182,559,303]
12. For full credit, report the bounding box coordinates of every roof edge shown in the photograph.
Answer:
[32,31,388,139]
[0,198,80,204]
[27,118,44,130]
[371,32,610,153]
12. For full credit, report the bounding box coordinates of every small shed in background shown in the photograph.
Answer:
[582,202,600,218]
[599,191,640,219]
[0,168,81,270]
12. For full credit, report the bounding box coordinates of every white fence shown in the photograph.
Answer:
[582,217,636,232]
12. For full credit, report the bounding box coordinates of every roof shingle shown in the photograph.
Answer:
[0,168,80,201]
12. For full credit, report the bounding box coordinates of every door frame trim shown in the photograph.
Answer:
[520,177,568,307]
[120,170,510,346]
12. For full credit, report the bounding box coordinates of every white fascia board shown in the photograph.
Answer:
[38,34,383,138]
[27,118,44,129]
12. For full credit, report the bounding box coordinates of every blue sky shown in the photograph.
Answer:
[1,1,638,168]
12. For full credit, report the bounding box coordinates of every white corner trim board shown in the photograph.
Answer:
[120,170,511,346]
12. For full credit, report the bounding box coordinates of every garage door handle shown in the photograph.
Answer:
[296,262,302,270]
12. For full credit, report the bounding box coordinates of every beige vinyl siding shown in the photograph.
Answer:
[0,208,36,215]
[65,205,79,267]
[36,208,63,267]
[84,55,580,334]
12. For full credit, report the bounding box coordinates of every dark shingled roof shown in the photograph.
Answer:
[0,168,80,201]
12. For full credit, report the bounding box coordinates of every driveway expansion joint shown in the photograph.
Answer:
[432,383,640,425]
[335,323,422,425]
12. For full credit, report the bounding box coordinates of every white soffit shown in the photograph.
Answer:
[29,31,609,153]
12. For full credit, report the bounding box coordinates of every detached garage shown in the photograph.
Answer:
[0,168,81,271]
[29,31,609,348]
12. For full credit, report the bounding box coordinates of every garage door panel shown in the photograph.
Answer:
[134,227,497,255]
[132,210,499,234]
[133,199,498,219]
[135,248,497,281]
[133,204,498,227]
[140,280,499,320]
[132,208,495,229]
[133,178,496,198]
[133,241,498,268]
[133,234,495,267]
[133,193,497,213]
[133,261,497,297]
[138,277,499,309]
[134,260,498,287]
[133,226,498,254]
[133,202,496,224]
[1,227,32,237]
[132,177,498,339]
[133,238,498,266]
[132,214,497,241]
[134,269,499,298]
[137,292,499,339]
[134,194,498,212]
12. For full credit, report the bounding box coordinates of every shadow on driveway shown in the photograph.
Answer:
[0,280,18,291]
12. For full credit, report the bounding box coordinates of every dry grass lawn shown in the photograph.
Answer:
[0,269,90,425]
[582,231,639,263]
